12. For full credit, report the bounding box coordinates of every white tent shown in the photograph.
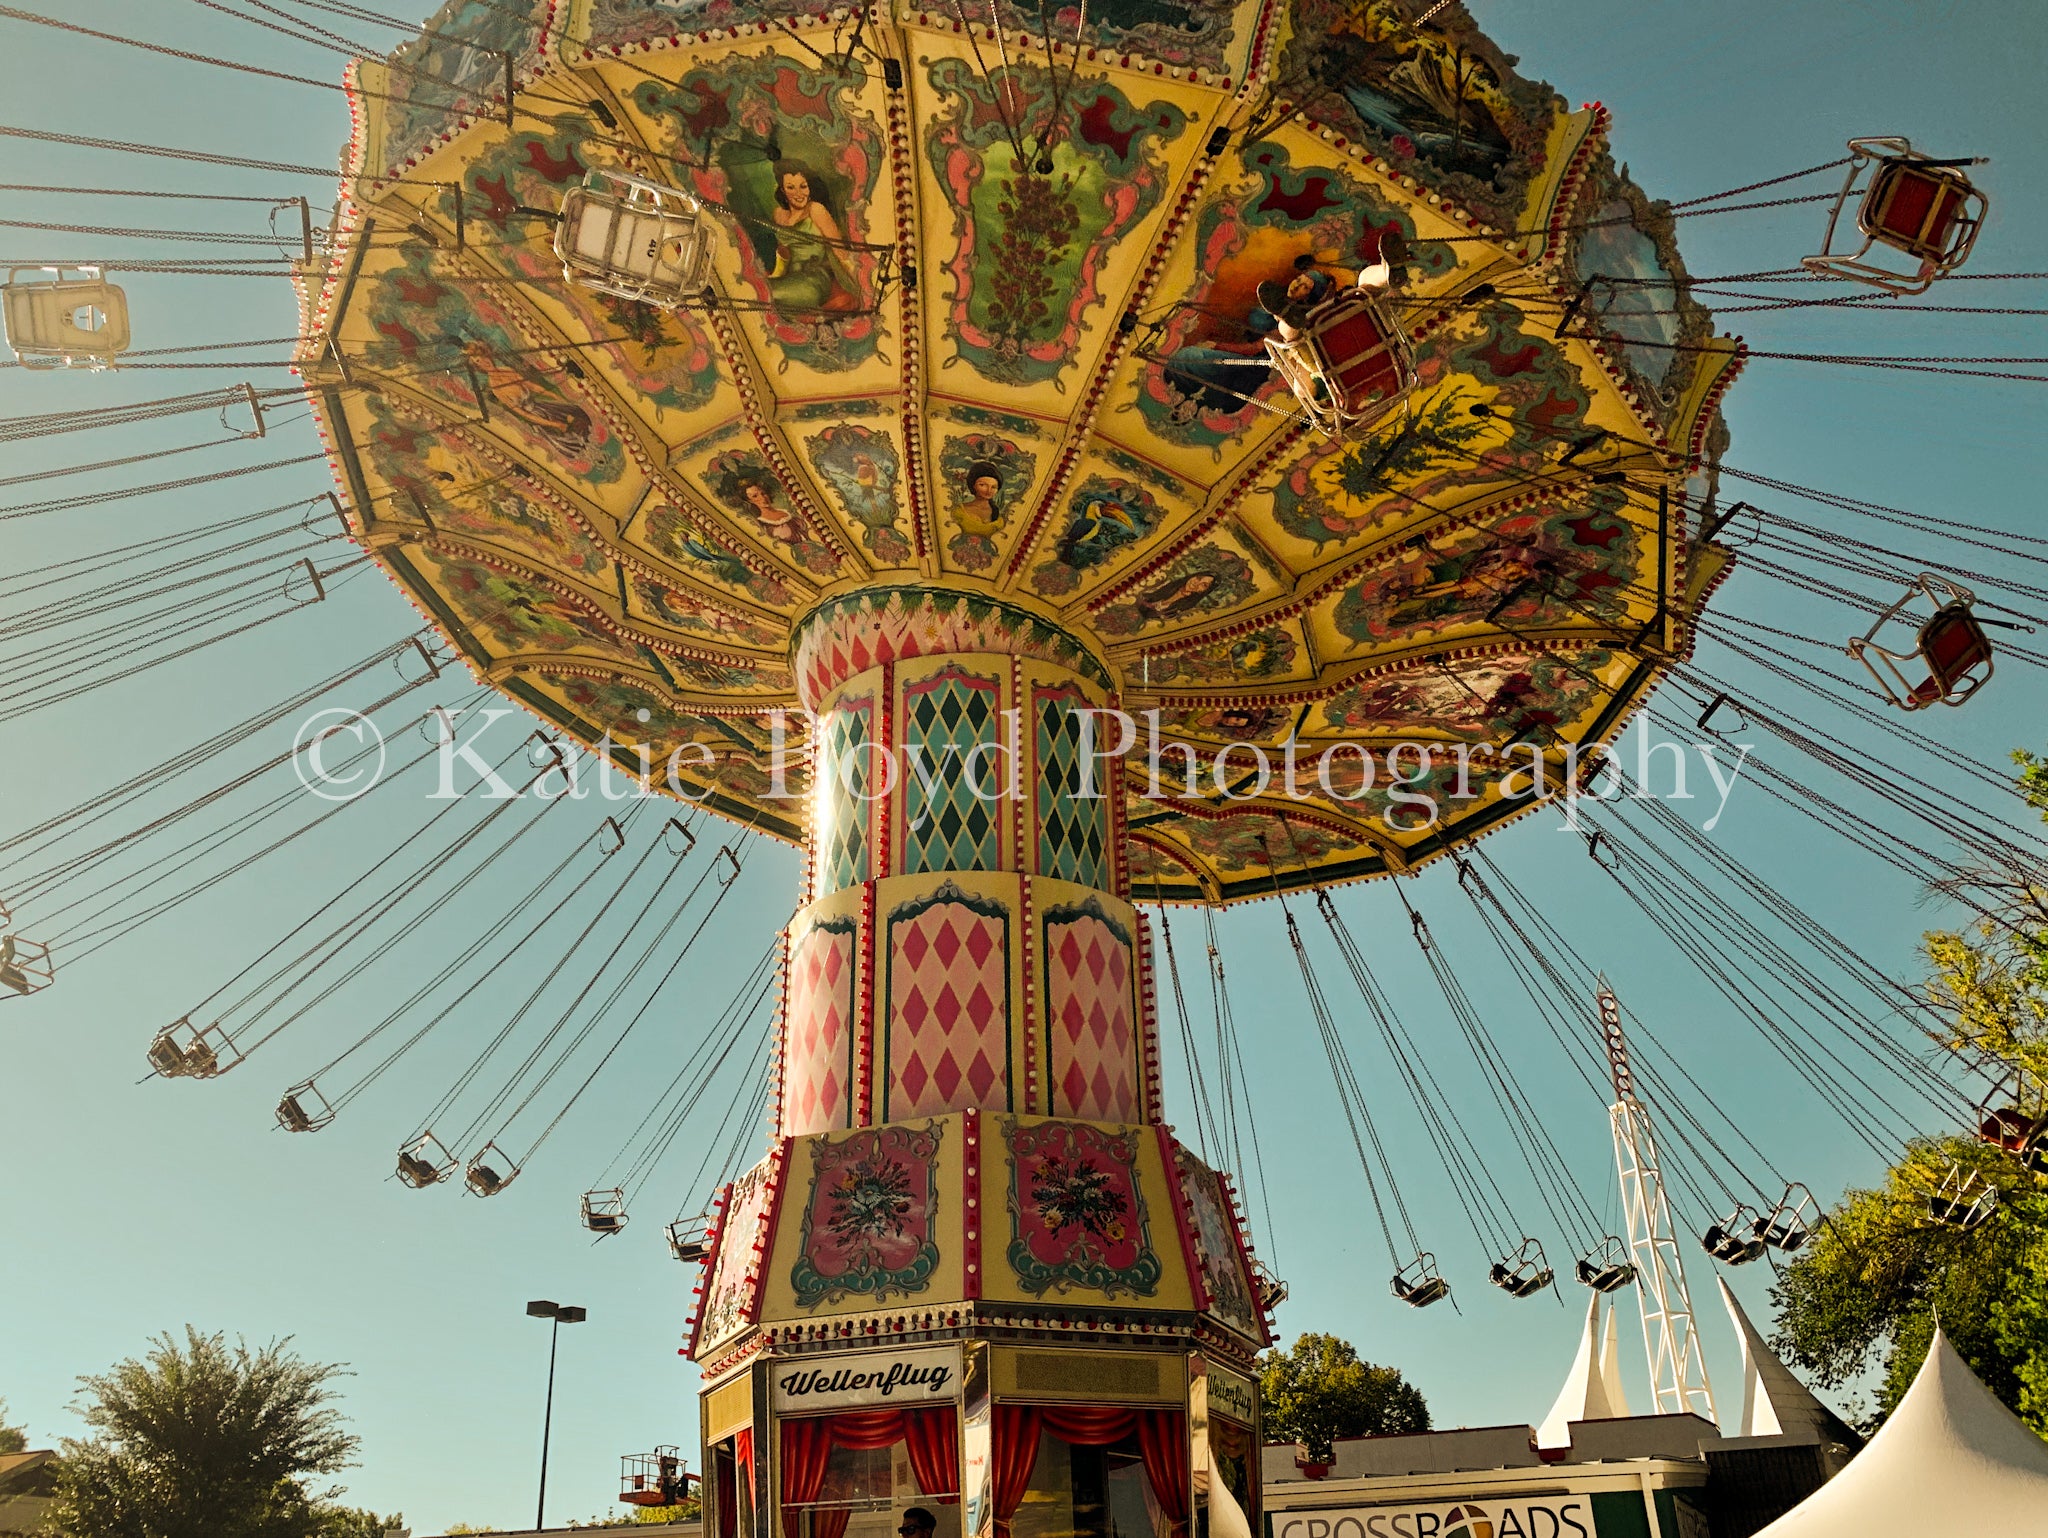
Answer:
[1537,1294,1631,1449]
[1716,1278,1859,1447]
[1755,1327,2048,1535]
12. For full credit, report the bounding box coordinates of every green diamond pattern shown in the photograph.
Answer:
[1036,694,1107,889]
[903,673,1000,875]
[821,704,871,894]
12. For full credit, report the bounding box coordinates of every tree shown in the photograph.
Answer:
[49,1327,361,1538]
[1772,742,2048,1434]
[0,1399,25,1455]
[318,1509,405,1538]
[1770,1138,2048,1433]
[1258,1332,1429,1460]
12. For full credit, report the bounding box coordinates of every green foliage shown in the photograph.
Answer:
[49,1327,360,1538]
[1258,1332,1429,1460]
[1921,746,2048,1090]
[317,1508,404,1538]
[0,1398,26,1455]
[1770,1138,2048,1433]
[1788,741,2048,1432]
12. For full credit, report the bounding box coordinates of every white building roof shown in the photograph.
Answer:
[1538,1295,1630,1449]
[1755,1328,2048,1536]
[1716,1277,1857,1447]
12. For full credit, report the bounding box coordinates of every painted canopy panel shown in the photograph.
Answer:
[301,0,1742,902]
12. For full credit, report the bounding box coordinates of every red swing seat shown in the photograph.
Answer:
[1264,287,1417,437]
[1804,137,1988,295]
[1848,575,1994,710]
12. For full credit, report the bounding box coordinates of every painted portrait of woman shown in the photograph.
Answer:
[720,463,807,545]
[951,461,1005,537]
[766,161,861,315]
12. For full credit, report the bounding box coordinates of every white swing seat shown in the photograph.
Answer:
[3,266,130,368]
[555,170,716,310]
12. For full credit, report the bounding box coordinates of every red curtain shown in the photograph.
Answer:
[717,1448,737,1538]
[990,1406,1188,1538]
[779,1417,841,1538]
[904,1407,962,1504]
[1040,1406,1139,1445]
[1136,1411,1190,1535]
[781,1408,963,1538]
[992,1406,1044,1538]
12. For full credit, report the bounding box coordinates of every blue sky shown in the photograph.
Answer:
[3,0,2046,1532]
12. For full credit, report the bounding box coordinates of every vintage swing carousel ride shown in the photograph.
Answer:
[0,0,2034,1528]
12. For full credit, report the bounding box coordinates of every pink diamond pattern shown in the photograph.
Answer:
[1046,915,1136,1121]
[888,899,1008,1119]
[781,927,854,1136]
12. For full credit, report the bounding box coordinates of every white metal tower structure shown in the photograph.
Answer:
[1601,985,1717,1423]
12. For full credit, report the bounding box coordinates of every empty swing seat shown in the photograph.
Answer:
[1908,605,1993,705]
[1863,157,1976,265]
[1264,287,1416,437]
[1848,576,1994,709]
[581,1189,628,1234]
[2,267,131,368]
[668,1215,714,1263]
[1803,138,1988,294]
[555,170,716,310]
[1978,1106,2039,1155]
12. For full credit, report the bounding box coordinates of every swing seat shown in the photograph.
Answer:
[275,1081,335,1133]
[146,1017,238,1079]
[668,1215,714,1264]
[1803,138,1987,295]
[1489,1238,1554,1297]
[396,1132,455,1189]
[465,1148,517,1197]
[1907,605,1993,706]
[1863,157,1979,265]
[397,1151,445,1188]
[1574,1257,1637,1292]
[1390,1273,1451,1308]
[1757,1183,1817,1251]
[555,169,716,310]
[2,267,131,368]
[1249,1256,1289,1310]
[1263,287,1416,437]
[1390,1253,1451,1308]
[1978,1106,2038,1155]
[1490,1262,1554,1298]
[1701,1223,1767,1265]
[1926,1190,1997,1229]
[1574,1235,1635,1292]
[0,932,53,997]
[1848,575,1993,709]
[1702,1204,1768,1264]
[581,1188,629,1234]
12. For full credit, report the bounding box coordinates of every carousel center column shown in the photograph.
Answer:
[686,591,1270,1538]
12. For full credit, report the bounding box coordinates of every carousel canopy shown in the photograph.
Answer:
[296,0,1740,902]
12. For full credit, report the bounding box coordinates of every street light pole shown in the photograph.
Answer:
[526,1300,587,1531]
